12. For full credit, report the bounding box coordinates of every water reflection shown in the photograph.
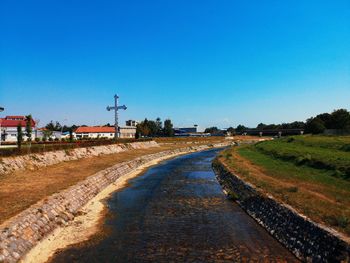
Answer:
[51,149,298,262]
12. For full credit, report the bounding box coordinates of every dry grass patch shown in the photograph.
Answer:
[0,143,198,224]
[218,145,350,237]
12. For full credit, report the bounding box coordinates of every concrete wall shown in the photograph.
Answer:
[0,141,159,175]
[212,160,350,262]
[0,142,231,262]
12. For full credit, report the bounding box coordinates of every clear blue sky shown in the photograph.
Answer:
[0,0,349,129]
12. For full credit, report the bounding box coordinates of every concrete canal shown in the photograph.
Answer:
[50,148,298,262]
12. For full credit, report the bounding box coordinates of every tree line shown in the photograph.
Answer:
[204,108,350,135]
[304,109,350,134]
[136,118,174,138]
[45,121,78,133]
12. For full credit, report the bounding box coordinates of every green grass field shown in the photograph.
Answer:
[220,135,350,236]
[255,135,350,179]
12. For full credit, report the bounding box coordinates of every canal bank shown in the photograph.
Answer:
[0,143,231,263]
[48,148,297,262]
[212,158,350,262]
[22,151,193,263]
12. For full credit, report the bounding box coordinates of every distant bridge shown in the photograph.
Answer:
[240,129,304,136]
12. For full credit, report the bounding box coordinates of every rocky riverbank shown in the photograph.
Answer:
[0,141,159,175]
[0,142,231,262]
[213,159,350,262]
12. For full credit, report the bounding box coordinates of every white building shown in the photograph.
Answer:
[0,116,36,142]
[119,126,137,138]
[74,126,136,139]
[75,126,115,139]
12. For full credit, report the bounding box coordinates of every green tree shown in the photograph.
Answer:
[45,121,55,131]
[289,121,305,129]
[136,119,151,137]
[17,124,23,149]
[25,114,33,143]
[316,113,332,128]
[163,119,174,137]
[155,117,162,136]
[330,109,350,130]
[256,123,267,129]
[42,129,53,141]
[45,121,62,131]
[204,127,219,134]
[305,117,326,134]
[226,127,236,136]
[69,129,74,142]
[147,120,158,137]
[235,124,247,133]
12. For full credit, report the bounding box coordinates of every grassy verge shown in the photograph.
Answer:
[219,138,350,236]
[254,136,350,179]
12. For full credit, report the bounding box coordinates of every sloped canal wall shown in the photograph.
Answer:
[0,142,230,262]
[213,160,350,262]
[0,141,159,175]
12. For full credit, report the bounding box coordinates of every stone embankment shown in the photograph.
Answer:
[0,141,159,175]
[213,160,350,262]
[0,142,230,262]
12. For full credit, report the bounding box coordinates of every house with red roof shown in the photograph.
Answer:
[0,116,36,142]
[75,125,136,139]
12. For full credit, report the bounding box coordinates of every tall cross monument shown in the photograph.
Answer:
[0,106,4,146]
[106,95,127,139]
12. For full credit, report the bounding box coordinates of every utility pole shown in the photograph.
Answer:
[0,107,4,146]
[106,95,127,139]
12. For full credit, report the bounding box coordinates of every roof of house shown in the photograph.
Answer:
[0,116,36,128]
[75,126,116,133]
[5,116,26,120]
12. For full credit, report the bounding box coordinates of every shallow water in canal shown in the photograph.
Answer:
[51,148,298,262]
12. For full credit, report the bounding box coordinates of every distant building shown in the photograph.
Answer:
[173,126,210,137]
[75,126,136,139]
[174,127,197,134]
[0,116,36,142]
[75,126,116,139]
[125,120,139,127]
[36,128,63,140]
[119,126,137,138]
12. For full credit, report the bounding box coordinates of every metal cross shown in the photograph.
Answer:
[106,95,127,139]
[0,106,4,146]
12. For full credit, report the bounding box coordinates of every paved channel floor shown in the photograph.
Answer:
[51,148,298,262]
